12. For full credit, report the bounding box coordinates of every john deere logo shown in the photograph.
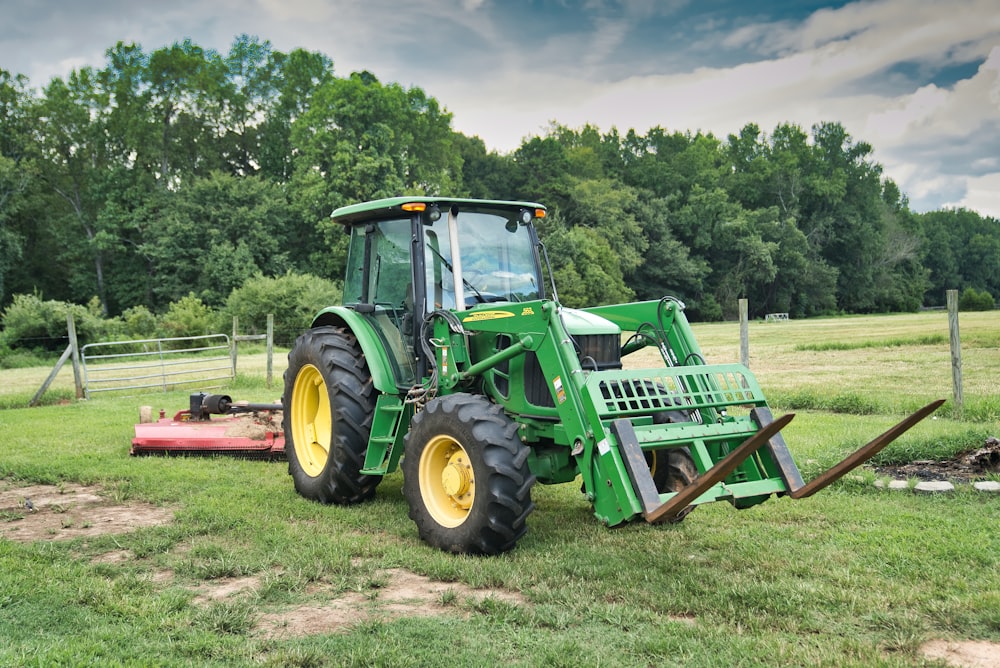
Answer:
[462,310,515,323]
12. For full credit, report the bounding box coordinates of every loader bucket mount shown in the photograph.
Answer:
[577,361,945,526]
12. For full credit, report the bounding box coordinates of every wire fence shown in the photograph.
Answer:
[80,334,234,399]
[24,316,277,405]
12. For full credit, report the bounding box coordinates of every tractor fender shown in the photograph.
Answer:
[310,306,398,394]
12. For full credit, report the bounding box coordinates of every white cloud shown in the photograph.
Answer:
[441,0,1000,218]
[3,0,999,216]
[864,84,950,142]
[950,173,1000,218]
[864,45,1000,215]
[254,0,338,22]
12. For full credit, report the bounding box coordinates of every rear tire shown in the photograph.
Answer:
[402,393,535,554]
[283,326,380,504]
[647,400,698,491]
[647,403,699,522]
[648,448,699,493]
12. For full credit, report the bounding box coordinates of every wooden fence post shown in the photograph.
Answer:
[266,314,274,387]
[29,314,82,407]
[946,289,963,419]
[67,313,83,399]
[231,316,239,376]
[739,299,749,368]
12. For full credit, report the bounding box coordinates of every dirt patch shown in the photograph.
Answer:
[666,614,697,626]
[0,482,173,542]
[875,437,1000,483]
[255,567,526,639]
[2,478,619,641]
[921,640,1000,668]
[90,549,133,565]
[191,574,265,604]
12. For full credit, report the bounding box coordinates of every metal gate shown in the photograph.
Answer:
[80,334,234,398]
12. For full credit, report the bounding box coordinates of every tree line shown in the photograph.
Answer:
[1,34,997,332]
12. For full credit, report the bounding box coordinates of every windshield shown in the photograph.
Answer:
[423,209,541,311]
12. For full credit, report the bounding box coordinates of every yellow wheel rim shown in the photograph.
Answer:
[419,434,475,528]
[290,363,331,477]
[647,450,660,478]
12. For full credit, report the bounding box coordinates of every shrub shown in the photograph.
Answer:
[222,272,342,346]
[158,293,220,339]
[958,287,995,311]
[0,292,109,350]
[0,343,50,369]
[690,294,723,322]
[120,305,158,339]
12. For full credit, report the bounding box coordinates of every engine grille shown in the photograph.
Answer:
[524,333,622,408]
[576,333,622,371]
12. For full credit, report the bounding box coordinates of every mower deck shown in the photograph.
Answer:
[131,394,285,459]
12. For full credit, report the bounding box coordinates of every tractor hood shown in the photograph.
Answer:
[559,307,621,337]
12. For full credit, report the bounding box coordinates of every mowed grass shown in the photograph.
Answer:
[685,310,1000,421]
[1,312,998,667]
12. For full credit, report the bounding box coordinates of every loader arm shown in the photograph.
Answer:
[432,297,943,528]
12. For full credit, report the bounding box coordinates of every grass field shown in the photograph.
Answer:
[0,311,998,666]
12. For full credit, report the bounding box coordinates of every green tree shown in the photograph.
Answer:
[0,69,34,304]
[34,68,115,313]
[258,47,335,182]
[541,219,634,307]
[146,40,229,181]
[288,71,461,280]
[756,211,837,317]
[219,34,277,176]
[924,209,1000,302]
[100,42,154,173]
[628,195,709,307]
[0,154,25,303]
[454,133,517,199]
[139,172,292,307]
[509,134,573,205]
[559,178,647,274]
[798,122,887,311]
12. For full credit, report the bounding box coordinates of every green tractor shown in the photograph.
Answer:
[283,197,941,554]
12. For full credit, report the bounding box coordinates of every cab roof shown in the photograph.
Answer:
[331,196,546,226]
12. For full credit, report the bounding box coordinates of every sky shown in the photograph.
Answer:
[2,0,1000,218]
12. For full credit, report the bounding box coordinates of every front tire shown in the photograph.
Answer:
[283,326,380,504]
[402,393,535,554]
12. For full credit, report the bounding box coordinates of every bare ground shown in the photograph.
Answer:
[0,480,527,639]
[254,566,526,639]
[920,640,1000,668]
[0,481,173,542]
[875,437,1000,483]
[2,480,998,665]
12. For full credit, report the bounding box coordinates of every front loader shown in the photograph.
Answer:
[283,197,942,554]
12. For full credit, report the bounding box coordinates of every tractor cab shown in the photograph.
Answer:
[335,197,548,386]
